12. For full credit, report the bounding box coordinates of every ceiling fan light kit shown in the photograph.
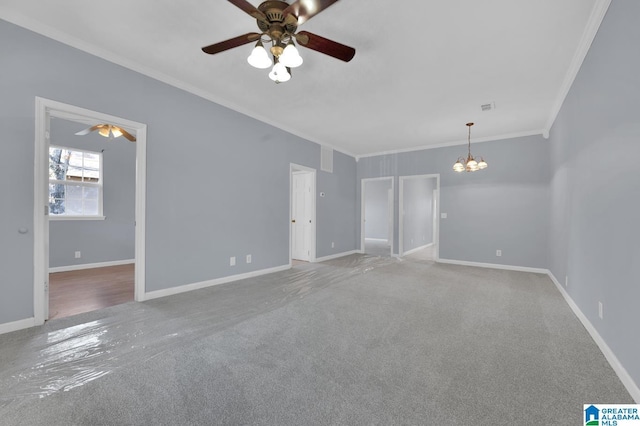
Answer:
[247,40,273,68]
[453,123,487,173]
[75,124,136,142]
[202,0,355,83]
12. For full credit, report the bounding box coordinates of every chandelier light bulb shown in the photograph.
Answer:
[269,62,291,83]
[477,158,488,169]
[247,41,272,69]
[453,160,465,172]
[279,42,303,68]
[110,126,123,138]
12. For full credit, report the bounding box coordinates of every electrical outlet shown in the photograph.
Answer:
[246,254,252,264]
[331,242,335,248]
[598,302,603,319]
[230,256,236,266]
[496,250,502,257]
[75,251,81,259]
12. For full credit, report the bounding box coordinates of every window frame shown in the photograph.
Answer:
[48,144,105,221]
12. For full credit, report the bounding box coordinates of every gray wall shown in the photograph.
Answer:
[402,177,435,252]
[49,118,135,268]
[364,179,391,240]
[0,20,357,324]
[357,135,550,265]
[548,0,640,388]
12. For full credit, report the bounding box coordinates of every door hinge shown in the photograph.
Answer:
[44,205,48,216]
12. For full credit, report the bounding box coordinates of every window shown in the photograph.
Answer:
[48,146,103,219]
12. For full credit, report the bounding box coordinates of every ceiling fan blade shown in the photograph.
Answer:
[75,124,102,136]
[202,32,261,55]
[118,127,137,142]
[283,0,340,25]
[295,31,355,62]
[227,0,268,23]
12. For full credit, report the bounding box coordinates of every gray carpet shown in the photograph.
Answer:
[0,255,633,425]
[363,239,392,257]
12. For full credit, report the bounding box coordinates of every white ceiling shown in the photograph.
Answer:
[1,0,607,157]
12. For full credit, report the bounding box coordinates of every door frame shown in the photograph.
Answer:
[398,174,440,259]
[289,163,316,265]
[360,176,394,255]
[34,97,147,325]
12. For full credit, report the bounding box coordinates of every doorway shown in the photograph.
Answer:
[290,164,316,264]
[47,116,136,319]
[361,177,394,257]
[34,97,147,324]
[398,174,440,260]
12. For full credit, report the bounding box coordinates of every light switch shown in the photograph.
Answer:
[441,213,448,219]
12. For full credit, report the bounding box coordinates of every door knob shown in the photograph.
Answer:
[291,219,296,223]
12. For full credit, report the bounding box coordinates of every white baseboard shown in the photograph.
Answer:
[364,238,388,243]
[0,317,36,335]
[314,250,360,263]
[144,264,291,301]
[49,259,135,273]
[437,258,548,274]
[547,272,640,403]
[403,243,433,256]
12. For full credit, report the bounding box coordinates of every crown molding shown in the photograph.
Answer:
[355,129,545,160]
[543,0,612,135]
[0,12,358,160]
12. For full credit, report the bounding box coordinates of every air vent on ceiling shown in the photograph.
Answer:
[481,102,496,112]
[321,146,333,173]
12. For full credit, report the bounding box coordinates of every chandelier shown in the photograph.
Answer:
[453,122,487,172]
[247,37,303,83]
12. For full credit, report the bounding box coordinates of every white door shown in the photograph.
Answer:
[292,172,312,261]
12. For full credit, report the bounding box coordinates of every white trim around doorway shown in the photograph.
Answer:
[398,174,440,260]
[360,177,394,256]
[33,97,147,327]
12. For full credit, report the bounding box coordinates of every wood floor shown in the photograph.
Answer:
[49,264,134,320]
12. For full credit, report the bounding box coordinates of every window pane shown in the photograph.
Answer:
[66,199,83,215]
[66,166,83,181]
[49,148,71,180]
[66,185,83,199]
[83,186,99,200]
[48,146,102,218]
[83,199,99,216]
[49,199,65,215]
[67,151,83,168]
[83,169,100,182]
[48,183,63,197]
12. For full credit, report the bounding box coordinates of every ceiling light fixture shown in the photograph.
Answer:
[202,1,356,85]
[98,125,123,139]
[247,40,272,69]
[75,124,136,142]
[453,123,487,173]
[249,36,301,83]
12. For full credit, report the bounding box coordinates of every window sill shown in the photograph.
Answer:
[49,215,106,221]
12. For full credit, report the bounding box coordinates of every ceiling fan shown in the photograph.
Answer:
[75,124,136,142]
[201,0,356,83]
